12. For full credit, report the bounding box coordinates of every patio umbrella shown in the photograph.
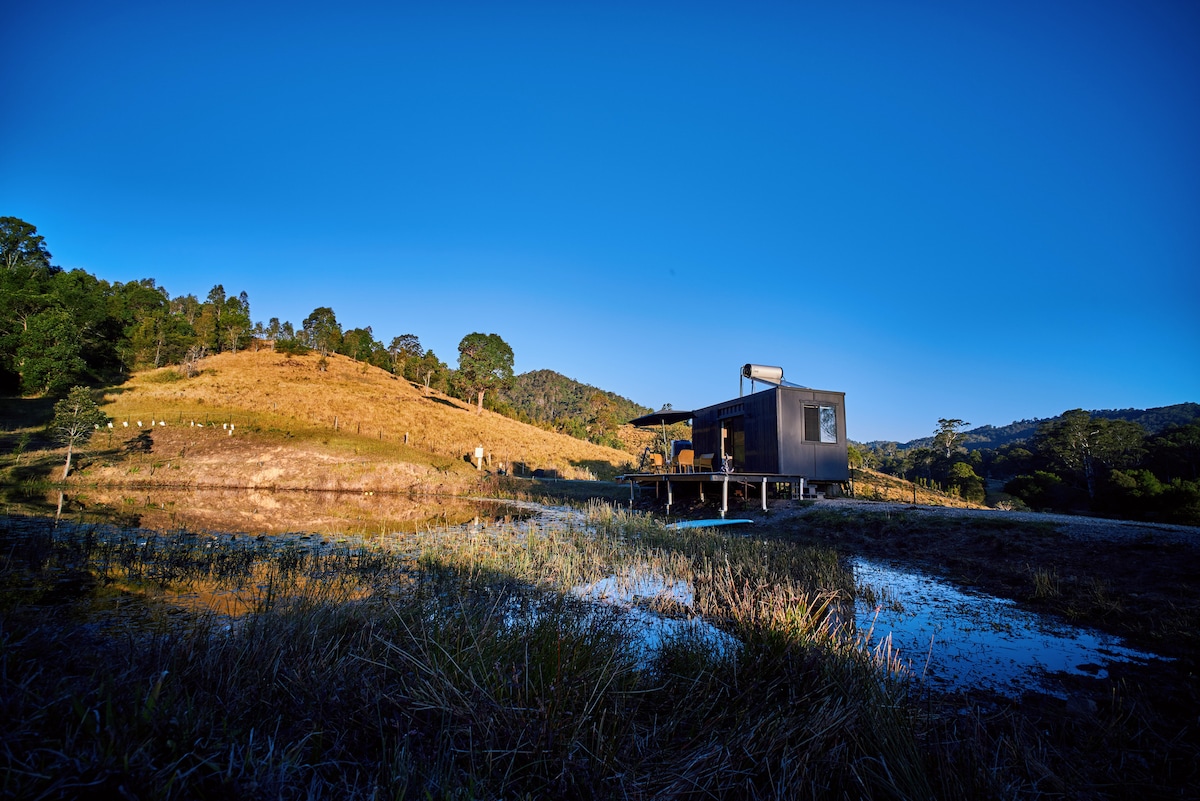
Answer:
[628,408,694,462]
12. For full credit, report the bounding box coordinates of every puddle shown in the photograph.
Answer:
[572,569,739,663]
[850,557,1166,698]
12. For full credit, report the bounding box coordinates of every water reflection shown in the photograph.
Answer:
[1,486,530,537]
[572,569,740,663]
[851,557,1165,698]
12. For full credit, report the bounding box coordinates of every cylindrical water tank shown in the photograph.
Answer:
[741,364,784,384]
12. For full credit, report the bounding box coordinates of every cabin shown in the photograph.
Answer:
[690,383,848,484]
[622,365,849,514]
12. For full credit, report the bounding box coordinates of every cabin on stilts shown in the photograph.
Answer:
[620,364,848,516]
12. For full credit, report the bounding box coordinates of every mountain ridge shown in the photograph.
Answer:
[861,402,1200,450]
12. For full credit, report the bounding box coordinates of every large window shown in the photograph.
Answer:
[804,405,838,443]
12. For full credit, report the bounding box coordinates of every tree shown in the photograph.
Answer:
[302,307,342,356]
[1035,410,1146,501]
[0,218,60,391]
[17,308,86,394]
[948,461,985,502]
[51,386,108,479]
[222,291,252,353]
[933,418,969,458]
[340,326,377,363]
[387,333,423,376]
[586,391,618,444]
[0,216,53,273]
[457,332,514,414]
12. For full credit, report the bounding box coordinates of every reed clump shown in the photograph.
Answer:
[1,510,1032,799]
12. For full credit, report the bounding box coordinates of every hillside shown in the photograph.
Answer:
[61,350,638,491]
[501,369,651,427]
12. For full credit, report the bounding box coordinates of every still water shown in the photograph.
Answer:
[850,557,1164,698]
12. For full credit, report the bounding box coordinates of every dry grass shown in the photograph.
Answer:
[85,350,637,489]
[848,467,986,508]
[0,510,955,800]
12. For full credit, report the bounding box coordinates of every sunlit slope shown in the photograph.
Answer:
[848,467,986,509]
[98,350,635,485]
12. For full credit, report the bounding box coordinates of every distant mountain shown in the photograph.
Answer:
[501,369,651,427]
[870,403,1200,451]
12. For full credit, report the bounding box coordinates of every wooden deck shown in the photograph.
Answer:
[617,471,816,516]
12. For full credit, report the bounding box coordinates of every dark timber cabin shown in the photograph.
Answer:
[621,364,849,515]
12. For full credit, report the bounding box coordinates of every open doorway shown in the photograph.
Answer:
[720,416,745,471]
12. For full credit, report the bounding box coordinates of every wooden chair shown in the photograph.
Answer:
[694,453,714,472]
[675,449,694,473]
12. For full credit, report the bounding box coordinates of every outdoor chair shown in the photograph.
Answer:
[647,453,664,473]
[675,449,694,473]
[695,453,714,472]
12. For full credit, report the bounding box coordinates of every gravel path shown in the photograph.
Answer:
[796,497,1200,546]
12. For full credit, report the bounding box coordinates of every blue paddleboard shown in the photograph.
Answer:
[665,518,754,530]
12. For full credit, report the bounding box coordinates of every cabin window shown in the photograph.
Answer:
[804,405,838,443]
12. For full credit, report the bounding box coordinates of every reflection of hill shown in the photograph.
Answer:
[51,487,528,536]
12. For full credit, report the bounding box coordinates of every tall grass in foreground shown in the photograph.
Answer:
[1,511,1013,799]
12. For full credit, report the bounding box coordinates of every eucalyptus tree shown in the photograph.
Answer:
[0,216,52,272]
[933,418,969,458]
[1034,410,1146,500]
[302,307,342,356]
[222,291,252,353]
[387,333,423,376]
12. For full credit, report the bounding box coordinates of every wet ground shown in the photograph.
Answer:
[733,498,1200,796]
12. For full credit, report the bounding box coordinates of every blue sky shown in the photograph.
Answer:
[3,0,1197,443]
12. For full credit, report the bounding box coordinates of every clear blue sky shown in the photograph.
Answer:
[3,0,1197,443]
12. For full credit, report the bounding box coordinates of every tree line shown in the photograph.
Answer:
[853,412,1200,525]
[1,217,521,408]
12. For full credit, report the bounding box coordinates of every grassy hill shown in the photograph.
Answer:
[29,350,640,492]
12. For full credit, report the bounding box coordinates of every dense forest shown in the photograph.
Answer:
[499,370,650,449]
[0,216,648,447]
[855,409,1200,525]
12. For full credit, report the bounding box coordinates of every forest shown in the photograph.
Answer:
[855,411,1200,525]
[0,216,645,448]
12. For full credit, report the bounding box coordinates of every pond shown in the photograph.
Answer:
[850,557,1166,698]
